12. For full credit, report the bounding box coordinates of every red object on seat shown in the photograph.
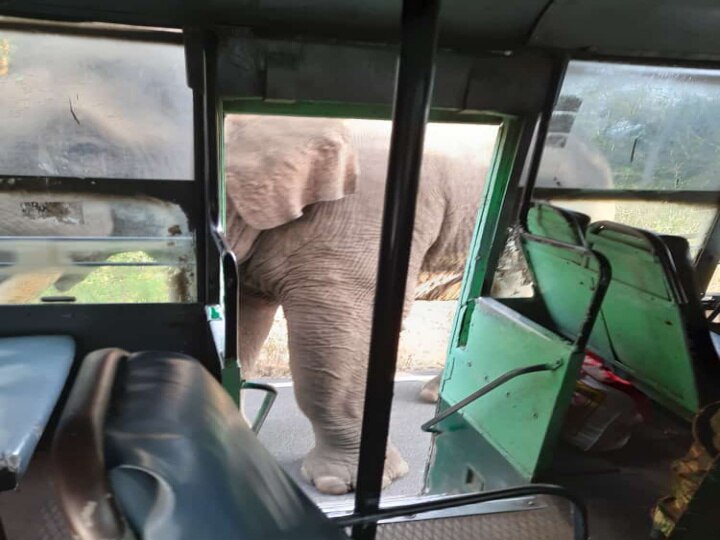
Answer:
[582,352,652,421]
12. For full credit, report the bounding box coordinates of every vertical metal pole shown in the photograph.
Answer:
[352,1,441,538]
[185,30,208,303]
[185,29,226,374]
[518,60,568,228]
[694,209,720,294]
[203,32,223,306]
[199,31,240,388]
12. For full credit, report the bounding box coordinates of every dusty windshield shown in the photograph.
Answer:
[0,30,195,304]
[0,30,193,179]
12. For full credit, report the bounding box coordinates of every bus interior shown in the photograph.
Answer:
[0,1,719,539]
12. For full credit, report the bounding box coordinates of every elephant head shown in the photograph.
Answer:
[223,115,360,262]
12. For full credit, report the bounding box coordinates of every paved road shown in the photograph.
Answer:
[245,376,438,505]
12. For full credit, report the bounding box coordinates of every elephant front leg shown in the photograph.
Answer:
[284,298,409,495]
[419,373,442,403]
[238,288,279,424]
[238,287,280,378]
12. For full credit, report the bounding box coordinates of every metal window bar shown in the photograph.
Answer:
[201,32,223,306]
[517,61,568,228]
[0,16,183,44]
[210,228,238,364]
[352,1,441,539]
[185,29,221,306]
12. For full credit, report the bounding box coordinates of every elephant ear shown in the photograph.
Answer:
[224,115,359,230]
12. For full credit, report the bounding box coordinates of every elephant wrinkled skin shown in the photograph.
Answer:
[226,115,614,494]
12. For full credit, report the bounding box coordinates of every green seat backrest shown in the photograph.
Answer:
[440,297,584,482]
[432,205,613,485]
[526,202,589,246]
[524,203,613,357]
[586,221,719,419]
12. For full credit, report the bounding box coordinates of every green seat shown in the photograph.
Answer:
[586,221,720,419]
[437,297,588,485]
[526,202,590,246]
[523,203,614,358]
[432,204,611,489]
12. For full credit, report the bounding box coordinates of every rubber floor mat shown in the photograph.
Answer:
[376,498,575,540]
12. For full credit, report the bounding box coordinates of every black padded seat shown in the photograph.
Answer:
[52,349,348,540]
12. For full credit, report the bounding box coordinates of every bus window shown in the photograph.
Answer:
[534,61,720,290]
[0,29,195,304]
[0,192,195,304]
[0,30,192,179]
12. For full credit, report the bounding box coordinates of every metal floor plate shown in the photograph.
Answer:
[0,452,72,540]
[376,499,574,540]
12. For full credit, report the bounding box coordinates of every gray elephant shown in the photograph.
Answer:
[225,115,615,495]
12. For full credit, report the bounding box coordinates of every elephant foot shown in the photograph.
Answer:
[418,374,441,403]
[301,443,409,495]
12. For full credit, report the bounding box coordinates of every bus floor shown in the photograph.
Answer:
[548,404,692,539]
[0,395,692,540]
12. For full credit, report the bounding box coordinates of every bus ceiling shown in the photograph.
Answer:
[1,1,720,62]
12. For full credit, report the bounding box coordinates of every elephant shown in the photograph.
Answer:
[225,114,615,495]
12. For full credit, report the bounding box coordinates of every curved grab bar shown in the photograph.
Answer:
[421,361,562,434]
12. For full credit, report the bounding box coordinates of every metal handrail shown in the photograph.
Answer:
[209,228,238,363]
[240,381,278,434]
[421,361,562,434]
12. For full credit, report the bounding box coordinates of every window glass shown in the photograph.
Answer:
[0,192,195,304]
[550,198,716,258]
[538,61,720,192]
[0,30,193,179]
[533,61,720,293]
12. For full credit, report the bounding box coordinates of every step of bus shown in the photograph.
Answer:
[323,494,576,540]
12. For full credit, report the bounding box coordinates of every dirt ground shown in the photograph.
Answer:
[254,300,457,377]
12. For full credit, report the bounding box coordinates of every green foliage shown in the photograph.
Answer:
[40,252,171,303]
[615,201,716,249]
